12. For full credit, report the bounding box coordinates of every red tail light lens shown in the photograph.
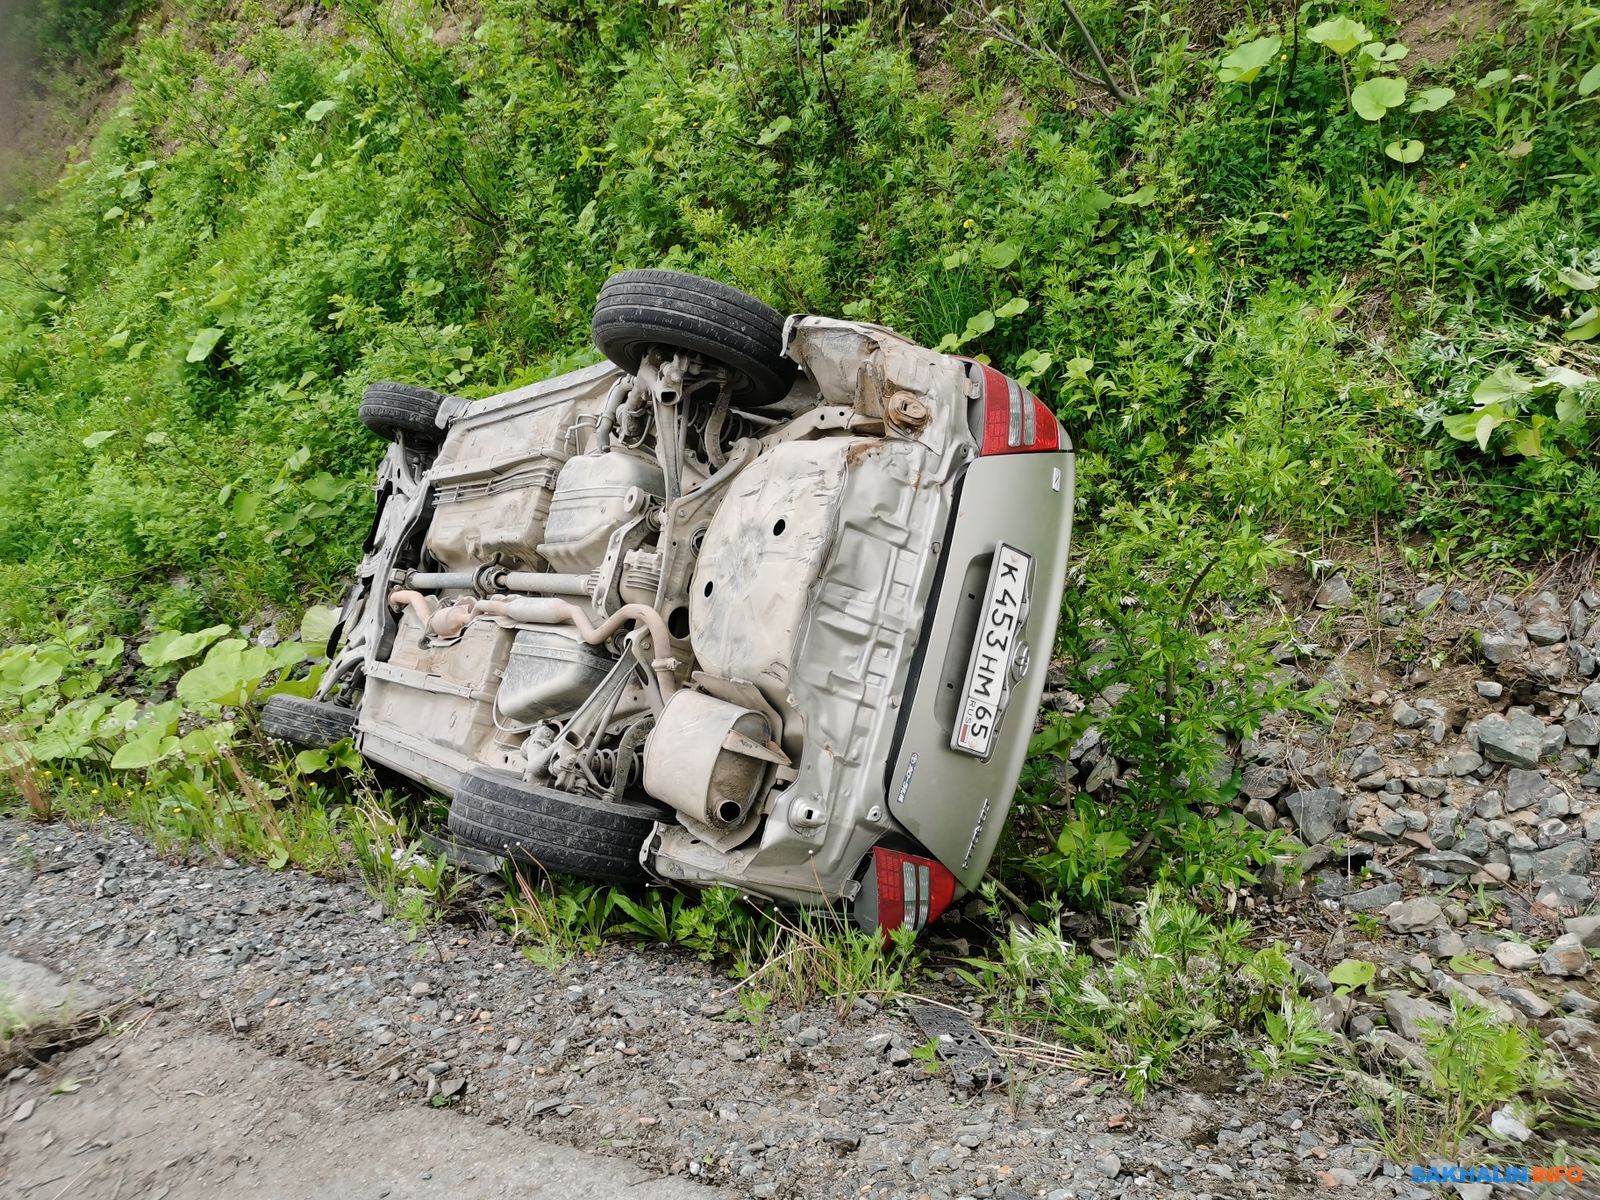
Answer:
[855,846,958,934]
[967,360,1061,456]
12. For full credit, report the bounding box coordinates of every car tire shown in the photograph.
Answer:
[260,695,356,748]
[359,381,447,444]
[448,769,661,884]
[592,268,796,409]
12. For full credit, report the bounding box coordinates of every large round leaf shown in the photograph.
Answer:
[1218,36,1281,84]
[1308,16,1370,56]
[1352,76,1407,120]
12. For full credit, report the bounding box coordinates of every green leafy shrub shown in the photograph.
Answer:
[1026,501,1322,902]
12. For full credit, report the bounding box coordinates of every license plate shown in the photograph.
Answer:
[951,543,1032,759]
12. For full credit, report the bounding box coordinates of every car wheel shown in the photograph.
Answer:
[260,695,356,748]
[591,268,796,409]
[448,769,661,884]
[359,381,448,444]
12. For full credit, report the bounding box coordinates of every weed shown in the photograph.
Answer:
[910,1037,942,1075]
[972,886,1297,1102]
[1352,997,1561,1159]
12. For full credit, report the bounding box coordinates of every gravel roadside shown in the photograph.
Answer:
[1,816,1418,1199]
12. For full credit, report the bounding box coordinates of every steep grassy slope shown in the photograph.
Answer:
[1,0,1595,642]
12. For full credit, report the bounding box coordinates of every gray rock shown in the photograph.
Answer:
[1541,933,1591,978]
[1537,817,1579,848]
[1504,768,1553,811]
[1390,700,1423,729]
[1410,776,1447,799]
[1242,796,1277,831]
[1528,841,1589,882]
[1413,584,1445,612]
[1352,816,1397,844]
[1343,881,1402,912]
[1497,986,1552,1018]
[1573,597,1594,637]
[1566,915,1600,948]
[1413,851,1482,875]
[1431,971,1520,1025]
[1314,574,1355,609]
[1541,790,1573,819]
[1566,714,1600,748]
[1554,1016,1600,1045]
[1530,644,1571,684]
[1474,680,1504,700]
[1428,808,1459,849]
[1349,745,1385,780]
[1491,941,1539,971]
[1387,898,1445,934]
[1526,622,1568,646]
[1312,872,1348,900]
[1284,788,1346,845]
[1582,681,1600,714]
[1384,994,1450,1041]
[1433,929,1467,957]
[1536,874,1594,909]
[1570,643,1598,678]
[1445,750,1484,776]
[1480,630,1529,664]
[1311,994,1352,1033]
[1082,754,1116,793]
[1241,765,1289,800]
[1095,1153,1122,1178]
[1289,955,1332,995]
[1461,822,1497,857]
[1477,713,1547,769]
[1562,990,1600,1016]
[1367,1028,1429,1072]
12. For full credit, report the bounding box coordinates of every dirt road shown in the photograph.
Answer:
[1,817,1382,1198]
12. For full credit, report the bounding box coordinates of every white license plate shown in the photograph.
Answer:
[951,543,1032,759]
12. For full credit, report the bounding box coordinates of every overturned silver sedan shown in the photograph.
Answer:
[264,270,1074,933]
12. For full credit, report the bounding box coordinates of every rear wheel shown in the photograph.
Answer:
[448,769,661,884]
[260,695,356,749]
[359,381,448,444]
[592,268,795,409]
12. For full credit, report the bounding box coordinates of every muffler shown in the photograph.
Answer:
[642,691,788,850]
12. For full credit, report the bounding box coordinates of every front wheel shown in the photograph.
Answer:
[448,770,662,884]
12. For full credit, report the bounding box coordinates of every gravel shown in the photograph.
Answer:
[0,817,1407,1200]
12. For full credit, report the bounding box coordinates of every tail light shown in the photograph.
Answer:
[853,846,958,934]
[964,360,1061,456]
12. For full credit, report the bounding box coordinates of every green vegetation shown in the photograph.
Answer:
[1,0,1598,1145]
[1351,997,1562,1158]
[1,0,1596,640]
[963,885,1319,1101]
[4,0,1596,899]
